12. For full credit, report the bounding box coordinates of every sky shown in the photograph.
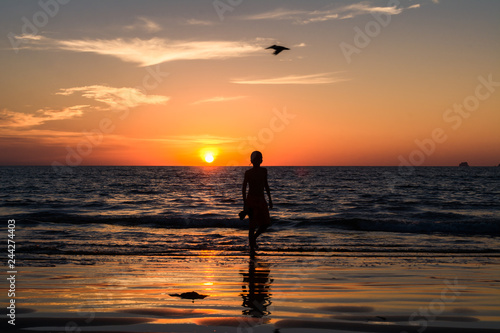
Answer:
[0,0,499,166]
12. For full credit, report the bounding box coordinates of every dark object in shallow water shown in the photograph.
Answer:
[459,162,469,167]
[169,291,208,302]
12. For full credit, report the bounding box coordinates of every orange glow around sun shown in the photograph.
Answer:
[200,147,218,164]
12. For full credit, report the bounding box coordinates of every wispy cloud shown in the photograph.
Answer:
[160,135,241,146]
[0,109,42,128]
[244,8,306,21]
[16,35,263,67]
[232,72,347,85]
[12,34,44,41]
[1,85,169,131]
[57,85,170,109]
[192,96,246,105]
[242,2,412,24]
[39,106,87,121]
[0,106,88,128]
[185,19,216,26]
[124,17,162,33]
[342,3,404,15]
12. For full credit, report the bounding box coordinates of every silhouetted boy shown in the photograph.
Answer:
[242,151,273,252]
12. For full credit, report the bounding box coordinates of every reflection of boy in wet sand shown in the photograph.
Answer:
[241,258,272,317]
[242,151,273,252]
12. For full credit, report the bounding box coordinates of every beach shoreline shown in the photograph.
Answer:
[4,252,500,333]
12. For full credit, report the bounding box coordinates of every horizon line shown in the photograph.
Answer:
[0,165,498,167]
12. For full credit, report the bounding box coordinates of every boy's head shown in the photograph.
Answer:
[250,151,263,165]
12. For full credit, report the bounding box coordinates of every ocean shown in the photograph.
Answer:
[1,166,499,264]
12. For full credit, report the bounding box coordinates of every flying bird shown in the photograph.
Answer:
[266,44,290,55]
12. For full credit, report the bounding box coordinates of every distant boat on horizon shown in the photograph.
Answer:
[459,162,469,167]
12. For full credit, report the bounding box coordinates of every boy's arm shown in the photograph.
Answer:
[242,172,248,209]
[264,169,273,209]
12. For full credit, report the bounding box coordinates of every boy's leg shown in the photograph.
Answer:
[249,227,256,250]
[254,225,268,241]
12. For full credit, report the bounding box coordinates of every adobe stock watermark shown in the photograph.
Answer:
[220,106,296,167]
[7,0,72,53]
[339,0,401,64]
[237,107,296,156]
[213,0,243,21]
[385,73,499,192]
[203,106,295,211]
[402,278,467,333]
[64,301,96,333]
[236,261,321,333]
[65,266,138,333]
[50,65,168,176]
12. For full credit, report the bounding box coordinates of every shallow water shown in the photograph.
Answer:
[1,166,499,262]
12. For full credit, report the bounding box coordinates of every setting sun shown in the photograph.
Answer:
[204,153,215,163]
[199,147,219,165]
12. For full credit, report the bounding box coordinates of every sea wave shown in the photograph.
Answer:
[7,212,500,236]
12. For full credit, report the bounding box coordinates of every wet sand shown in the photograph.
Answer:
[3,252,500,332]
